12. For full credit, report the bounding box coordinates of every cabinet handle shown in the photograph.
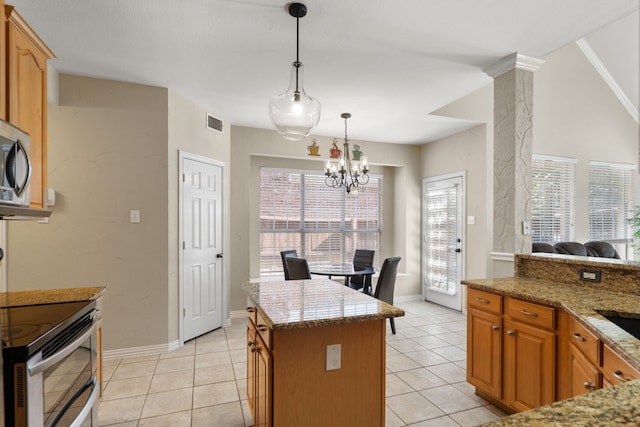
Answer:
[250,345,259,353]
[257,325,268,332]
[491,325,500,331]
[520,309,538,318]
[507,330,516,336]
[583,381,596,391]
[573,333,586,342]
[246,307,256,313]
[613,370,630,382]
[248,340,255,347]
[476,297,490,304]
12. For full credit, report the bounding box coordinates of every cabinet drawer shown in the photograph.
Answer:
[569,317,600,366]
[256,309,272,350]
[506,298,555,330]
[246,306,257,324]
[468,288,502,314]
[602,344,640,386]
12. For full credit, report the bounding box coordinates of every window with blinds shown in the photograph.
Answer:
[589,161,635,241]
[260,169,381,276]
[531,155,576,243]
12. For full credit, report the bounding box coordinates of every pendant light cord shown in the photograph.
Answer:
[295,14,300,93]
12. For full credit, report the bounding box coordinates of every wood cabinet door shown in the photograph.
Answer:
[247,319,257,414]
[467,308,502,399]
[6,8,53,208]
[255,333,272,427]
[569,343,600,396]
[504,318,555,412]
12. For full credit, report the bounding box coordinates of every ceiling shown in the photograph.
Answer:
[8,0,640,145]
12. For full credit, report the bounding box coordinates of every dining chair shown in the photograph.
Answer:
[372,257,401,334]
[280,250,298,280]
[284,257,311,280]
[349,249,375,293]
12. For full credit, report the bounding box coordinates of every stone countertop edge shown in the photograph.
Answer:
[462,277,640,427]
[0,286,106,308]
[242,279,405,331]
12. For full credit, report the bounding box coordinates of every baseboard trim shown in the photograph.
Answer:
[394,294,422,302]
[103,340,181,360]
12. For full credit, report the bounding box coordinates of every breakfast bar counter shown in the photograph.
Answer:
[242,277,404,427]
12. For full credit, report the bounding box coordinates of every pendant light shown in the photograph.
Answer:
[269,3,321,141]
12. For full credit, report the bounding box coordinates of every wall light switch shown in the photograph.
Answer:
[467,215,476,225]
[326,344,341,371]
[130,210,141,224]
[522,220,531,235]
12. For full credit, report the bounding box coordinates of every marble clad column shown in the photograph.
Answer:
[485,54,544,266]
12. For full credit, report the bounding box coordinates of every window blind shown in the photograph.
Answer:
[260,169,381,276]
[531,155,576,243]
[589,161,635,241]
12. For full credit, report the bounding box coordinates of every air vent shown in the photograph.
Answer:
[207,113,224,133]
[15,366,25,407]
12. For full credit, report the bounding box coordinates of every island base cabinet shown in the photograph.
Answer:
[246,311,273,427]
[272,319,386,427]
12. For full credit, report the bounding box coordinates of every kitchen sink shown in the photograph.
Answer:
[600,314,640,340]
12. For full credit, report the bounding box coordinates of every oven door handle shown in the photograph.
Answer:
[48,376,99,427]
[28,314,97,376]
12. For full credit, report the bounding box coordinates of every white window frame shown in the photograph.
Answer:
[531,154,577,243]
[259,168,382,276]
[588,161,635,242]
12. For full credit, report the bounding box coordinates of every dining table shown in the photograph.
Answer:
[308,263,375,291]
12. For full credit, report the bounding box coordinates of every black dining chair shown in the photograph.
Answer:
[280,250,298,280]
[284,257,311,280]
[372,257,401,334]
[349,249,375,293]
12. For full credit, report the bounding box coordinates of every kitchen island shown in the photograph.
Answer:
[242,277,404,427]
[463,254,640,426]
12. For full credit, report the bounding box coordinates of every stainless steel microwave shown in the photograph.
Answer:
[0,119,31,207]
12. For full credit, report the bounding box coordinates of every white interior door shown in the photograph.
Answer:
[182,156,224,341]
[422,174,464,311]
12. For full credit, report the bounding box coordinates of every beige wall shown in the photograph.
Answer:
[6,75,230,352]
[8,75,170,350]
[425,41,639,281]
[533,42,639,243]
[421,124,489,284]
[229,126,422,312]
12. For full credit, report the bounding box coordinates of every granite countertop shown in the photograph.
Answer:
[242,278,404,330]
[0,286,106,308]
[462,276,640,426]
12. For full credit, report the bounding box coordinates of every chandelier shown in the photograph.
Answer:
[268,3,321,141]
[324,113,369,194]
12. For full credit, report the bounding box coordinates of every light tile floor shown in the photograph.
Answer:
[98,300,506,426]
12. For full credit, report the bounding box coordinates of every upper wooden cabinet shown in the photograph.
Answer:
[3,5,55,208]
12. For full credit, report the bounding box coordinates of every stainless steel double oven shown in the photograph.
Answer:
[1,299,100,426]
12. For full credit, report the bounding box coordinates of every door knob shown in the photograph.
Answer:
[455,248,461,253]
[216,253,223,258]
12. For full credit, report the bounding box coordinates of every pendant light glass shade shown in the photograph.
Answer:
[269,61,321,141]
[269,3,321,141]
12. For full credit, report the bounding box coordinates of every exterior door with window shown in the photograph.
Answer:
[422,174,464,311]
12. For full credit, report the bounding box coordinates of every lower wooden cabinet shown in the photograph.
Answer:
[569,343,600,396]
[503,317,556,411]
[467,289,556,413]
[467,308,502,400]
[602,343,640,386]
